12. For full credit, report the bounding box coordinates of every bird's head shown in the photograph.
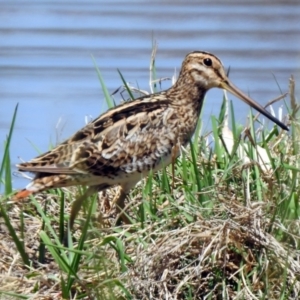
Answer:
[181,51,288,131]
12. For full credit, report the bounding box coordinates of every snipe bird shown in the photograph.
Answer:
[14,51,288,228]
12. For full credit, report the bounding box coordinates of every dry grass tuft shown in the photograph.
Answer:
[122,201,300,299]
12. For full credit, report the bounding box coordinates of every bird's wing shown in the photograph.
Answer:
[17,93,178,175]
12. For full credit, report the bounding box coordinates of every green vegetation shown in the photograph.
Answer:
[0,56,299,299]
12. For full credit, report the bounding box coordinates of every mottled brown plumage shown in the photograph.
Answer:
[14,51,288,228]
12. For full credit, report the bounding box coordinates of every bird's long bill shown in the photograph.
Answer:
[220,80,288,131]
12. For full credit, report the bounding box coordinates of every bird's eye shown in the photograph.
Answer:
[203,58,212,67]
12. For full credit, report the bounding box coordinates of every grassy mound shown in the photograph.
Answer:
[0,63,299,299]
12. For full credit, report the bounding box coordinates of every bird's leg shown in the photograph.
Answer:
[114,179,144,225]
[69,185,100,230]
[114,185,133,225]
[63,186,99,246]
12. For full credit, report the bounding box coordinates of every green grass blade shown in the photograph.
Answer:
[0,104,30,266]
[4,148,12,194]
[117,69,135,100]
[0,291,28,299]
[189,140,203,204]
[0,198,30,266]
[230,100,237,139]
[91,55,114,108]
[0,103,18,192]
[39,231,70,273]
[211,116,223,163]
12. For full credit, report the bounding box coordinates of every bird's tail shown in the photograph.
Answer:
[14,189,34,200]
[13,173,73,201]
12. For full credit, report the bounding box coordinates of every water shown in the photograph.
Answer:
[1,0,300,189]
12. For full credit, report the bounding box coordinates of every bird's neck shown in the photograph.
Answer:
[165,76,207,144]
[167,75,207,116]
